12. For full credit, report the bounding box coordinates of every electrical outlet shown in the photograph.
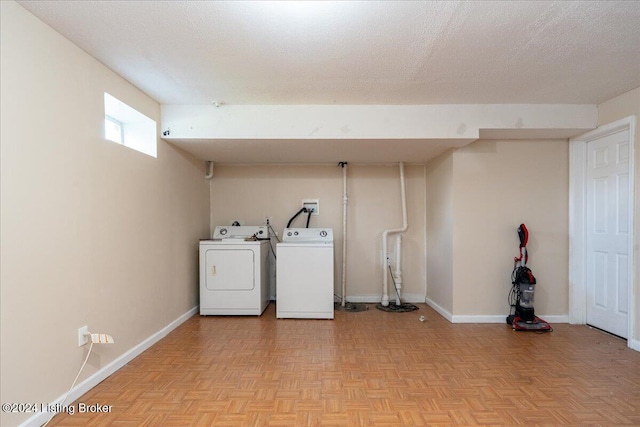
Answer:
[78,325,89,347]
[265,216,272,225]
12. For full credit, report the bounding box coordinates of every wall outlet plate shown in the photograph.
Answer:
[302,199,319,215]
[78,325,89,346]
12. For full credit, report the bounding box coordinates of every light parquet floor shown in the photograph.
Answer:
[48,303,640,426]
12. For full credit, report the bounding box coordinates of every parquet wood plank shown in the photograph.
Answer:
[46,303,640,426]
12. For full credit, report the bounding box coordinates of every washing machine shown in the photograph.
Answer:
[276,228,334,319]
[199,226,270,316]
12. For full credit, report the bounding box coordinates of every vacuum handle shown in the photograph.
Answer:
[515,224,529,266]
[518,223,529,247]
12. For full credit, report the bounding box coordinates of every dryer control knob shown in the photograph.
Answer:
[320,230,327,237]
[220,228,228,235]
[294,231,299,236]
[287,232,292,236]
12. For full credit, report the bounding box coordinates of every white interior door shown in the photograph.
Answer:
[586,129,631,338]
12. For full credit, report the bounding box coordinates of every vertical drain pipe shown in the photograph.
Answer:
[381,162,408,306]
[340,162,348,307]
[394,234,403,306]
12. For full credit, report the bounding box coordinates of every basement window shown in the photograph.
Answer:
[103,92,157,158]
[104,115,123,144]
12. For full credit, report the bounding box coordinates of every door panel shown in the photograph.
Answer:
[586,129,630,338]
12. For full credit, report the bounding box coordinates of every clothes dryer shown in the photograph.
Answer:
[199,226,269,315]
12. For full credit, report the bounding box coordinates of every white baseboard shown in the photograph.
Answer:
[339,293,426,304]
[425,298,453,322]
[451,313,569,324]
[629,338,640,352]
[424,298,569,324]
[536,315,570,323]
[451,314,568,324]
[22,306,199,427]
[451,314,506,323]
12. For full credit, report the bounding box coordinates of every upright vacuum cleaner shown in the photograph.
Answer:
[506,224,552,332]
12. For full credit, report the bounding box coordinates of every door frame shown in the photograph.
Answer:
[569,116,636,348]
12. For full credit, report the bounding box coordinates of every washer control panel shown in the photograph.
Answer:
[282,228,333,243]
[213,225,268,240]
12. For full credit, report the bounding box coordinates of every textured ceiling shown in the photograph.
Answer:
[18,0,640,106]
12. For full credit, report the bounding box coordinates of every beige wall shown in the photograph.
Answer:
[425,140,569,319]
[597,87,640,341]
[425,151,454,313]
[452,140,569,316]
[0,2,210,426]
[210,164,426,301]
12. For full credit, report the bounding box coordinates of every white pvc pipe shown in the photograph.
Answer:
[381,162,408,306]
[341,163,348,307]
[205,161,214,180]
[394,234,403,306]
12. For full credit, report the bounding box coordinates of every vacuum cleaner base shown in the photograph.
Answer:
[507,314,552,332]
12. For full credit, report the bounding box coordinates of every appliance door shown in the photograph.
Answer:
[204,248,255,291]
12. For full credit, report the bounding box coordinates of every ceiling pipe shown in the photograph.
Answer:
[205,161,214,180]
[381,162,408,306]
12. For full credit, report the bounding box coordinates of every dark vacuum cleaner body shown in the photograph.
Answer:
[506,224,552,332]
